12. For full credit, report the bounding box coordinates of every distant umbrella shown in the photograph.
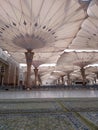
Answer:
[57,51,98,85]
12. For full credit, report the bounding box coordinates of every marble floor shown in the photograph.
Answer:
[0,98,98,130]
[0,89,98,99]
[0,90,98,130]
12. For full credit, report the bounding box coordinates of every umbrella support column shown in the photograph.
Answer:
[61,76,64,85]
[80,67,86,86]
[34,67,39,88]
[25,50,34,90]
[67,73,71,86]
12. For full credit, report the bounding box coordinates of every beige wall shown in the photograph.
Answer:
[0,59,19,86]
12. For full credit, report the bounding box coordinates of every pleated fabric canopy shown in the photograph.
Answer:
[86,66,98,72]
[0,0,94,85]
[56,65,79,73]
[51,71,65,77]
[69,0,98,50]
[57,51,98,85]
[0,0,87,61]
[32,60,45,68]
[86,66,98,79]
[57,51,98,68]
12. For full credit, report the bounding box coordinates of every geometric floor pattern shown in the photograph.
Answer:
[0,98,98,130]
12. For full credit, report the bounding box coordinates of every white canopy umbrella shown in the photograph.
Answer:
[32,60,45,86]
[38,65,55,84]
[86,66,98,79]
[0,0,87,53]
[57,51,98,85]
[0,0,91,86]
[56,64,80,85]
[57,51,98,67]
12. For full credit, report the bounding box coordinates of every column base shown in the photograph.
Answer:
[27,88,30,91]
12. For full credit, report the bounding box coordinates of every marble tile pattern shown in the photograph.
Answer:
[0,98,98,130]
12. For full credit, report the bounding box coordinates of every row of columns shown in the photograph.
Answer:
[55,74,72,86]
[0,50,41,89]
[25,50,41,89]
[55,70,88,86]
[1,50,97,88]
[56,76,65,85]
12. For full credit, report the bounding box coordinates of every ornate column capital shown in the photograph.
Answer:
[25,50,34,66]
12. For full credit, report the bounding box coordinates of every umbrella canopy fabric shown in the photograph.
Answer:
[0,0,95,85]
[69,0,98,50]
[86,66,98,79]
[56,65,79,72]
[0,0,86,52]
[32,60,45,68]
[86,66,98,73]
[51,71,65,77]
[57,51,98,68]
[57,51,98,85]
